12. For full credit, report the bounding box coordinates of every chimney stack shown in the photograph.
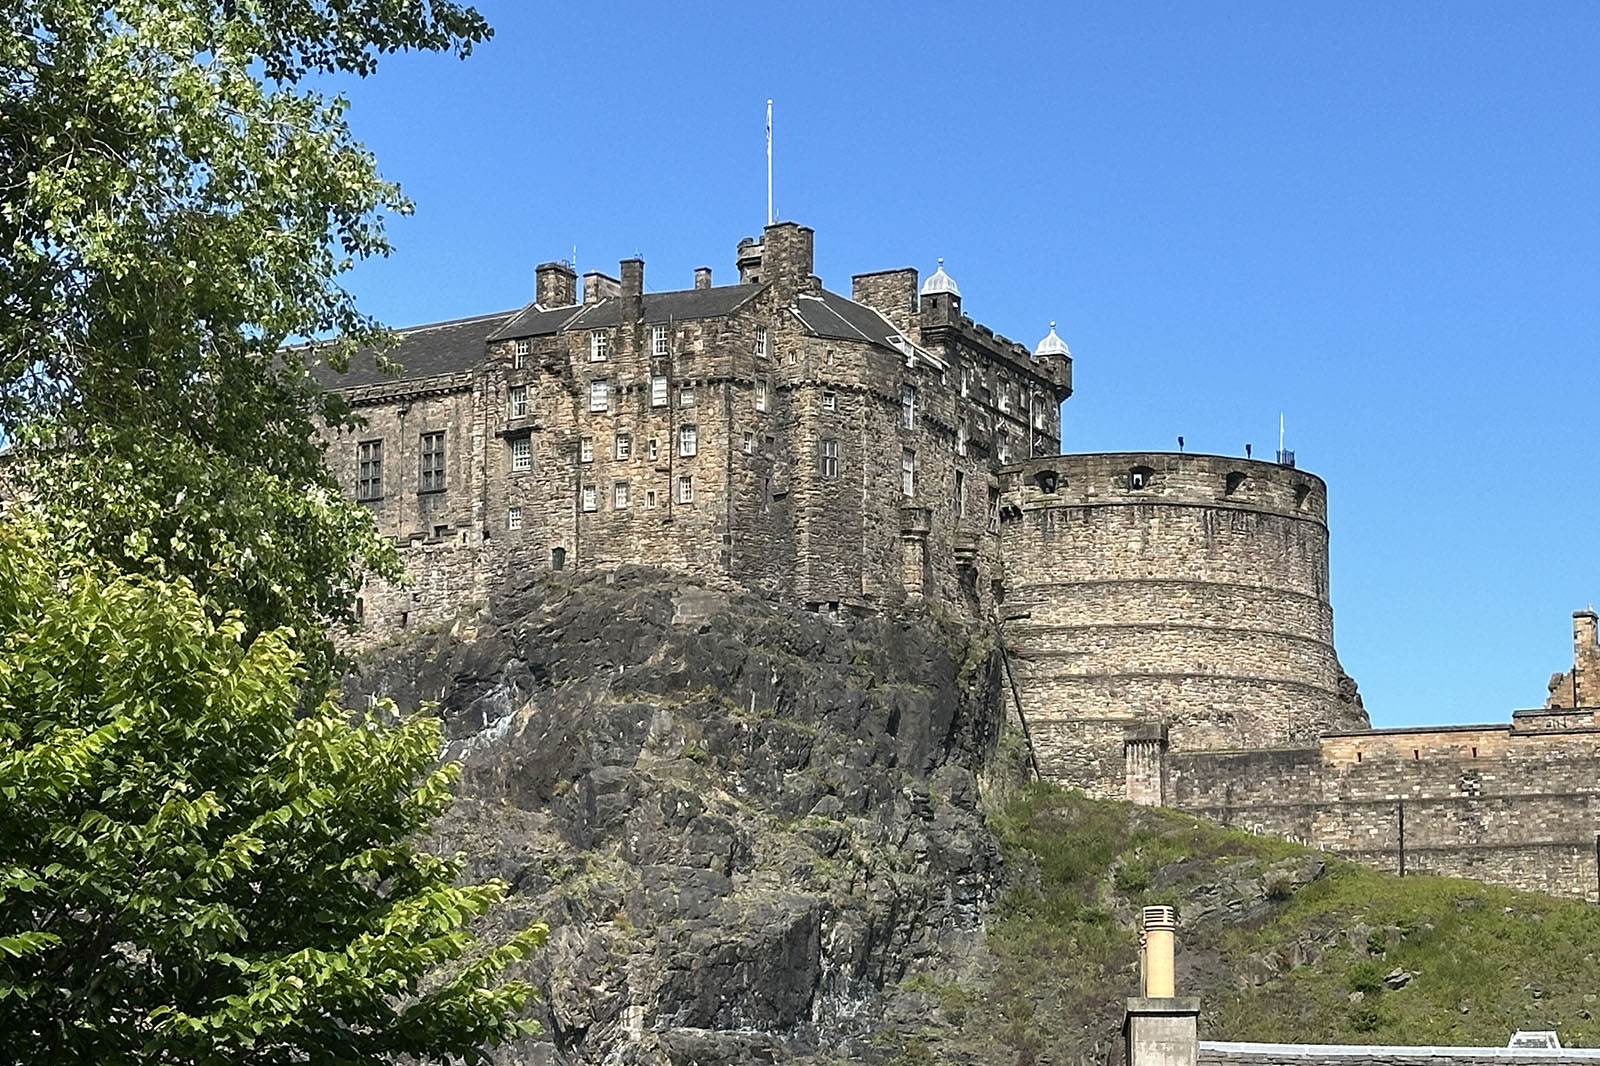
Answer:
[535,261,577,308]
[582,271,621,305]
[694,266,713,290]
[1124,906,1198,1066]
[761,221,818,294]
[736,237,763,284]
[620,257,644,301]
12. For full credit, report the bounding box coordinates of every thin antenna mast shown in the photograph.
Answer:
[1279,412,1285,454]
[766,100,773,226]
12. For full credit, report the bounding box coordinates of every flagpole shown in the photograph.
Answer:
[766,100,773,226]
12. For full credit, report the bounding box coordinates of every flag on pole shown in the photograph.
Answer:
[766,100,773,225]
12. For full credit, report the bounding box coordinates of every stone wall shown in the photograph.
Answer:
[996,452,1367,796]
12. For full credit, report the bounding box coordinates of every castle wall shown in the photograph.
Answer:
[997,452,1365,796]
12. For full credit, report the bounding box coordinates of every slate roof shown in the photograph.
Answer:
[489,286,758,339]
[312,309,519,390]
[793,291,901,347]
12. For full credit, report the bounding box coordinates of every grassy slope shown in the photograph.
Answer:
[892,785,1600,1066]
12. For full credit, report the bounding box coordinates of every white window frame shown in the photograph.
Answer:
[680,385,695,407]
[677,475,694,504]
[679,424,698,458]
[581,483,598,512]
[589,330,609,362]
[901,447,916,498]
[755,381,769,413]
[651,375,668,407]
[579,436,593,463]
[742,431,755,455]
[820,438,838,479]
[648,437,659,461]
[822,391,836,411]
[510,437,531,472]
[645,489,657,509]
[755,327,768,359]
[997,376,1010,413]
[651,325,669,358]
[996,429,1010,464]
[957,426,968,457]
[613,481,629,509]
[901,384,917,430]
[513,338,530,369]
[509,384,528,419]
[508,505,524,530]
[614,432,631,460]
[589,380,609,412]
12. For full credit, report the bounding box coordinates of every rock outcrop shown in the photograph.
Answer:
[341,568,1009,1065]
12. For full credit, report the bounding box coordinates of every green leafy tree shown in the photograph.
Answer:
[0,524,545,1063]
[0,0,495,677]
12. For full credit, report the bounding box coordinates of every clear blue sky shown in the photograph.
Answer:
[327,1,1600,728]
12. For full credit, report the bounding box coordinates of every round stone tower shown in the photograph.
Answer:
[996,452,1367,798]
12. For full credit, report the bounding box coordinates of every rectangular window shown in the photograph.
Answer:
[901,384,917,429]
[956,426,968,457]
[901,447,916,498]
[589,380,609,412]
[589,330,609,362]
[820,438,839,479]
[755,327,769,359]
[509,384,528,419]
[988,487,1001,532]
[614,432,631,460]
[356,440,383,501]
[997,377,1010,413]
[510,437,531,471]
[579,436,593,463]
[995,429,1010,464]
[648,437,659,461]
[680,385,695,407]
[822,391,836,411]
[651,375,668,407]
[786,351,797,366]
[742,431,755,455]
[581,483,597,512]
[419,431,445,493]
[960,367,969,398]
[677,475,693,503]
[651,325,669,357]
[645,489,657,509]
[508,505,523,530]
[551,546,566,570]
[613,481,629,509]
[679,424,698,457]
[755,381,769,412]
[955,470,966,519]
[514,338,530,369]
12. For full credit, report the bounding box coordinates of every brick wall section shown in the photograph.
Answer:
[995,452,1368,796]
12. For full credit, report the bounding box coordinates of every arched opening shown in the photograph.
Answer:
[1225,471,1247,495]
[1129,465,1155,490]
[1034,469,1060,494]
[1294,483,1312,510]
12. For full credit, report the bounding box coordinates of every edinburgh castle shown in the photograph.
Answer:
[318,223,1600,904]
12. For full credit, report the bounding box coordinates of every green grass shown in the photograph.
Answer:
[896,784,1600,1065]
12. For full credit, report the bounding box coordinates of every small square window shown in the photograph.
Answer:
[509,437,531,472]
[513,338,530,369]
[651,376,668,407]
[509,384,528,419]
[508,505,523,530]
[679,424,698,457]
[615,432,631,460]
[651,325,669,358]
[677,475,693,503]
[581,483,597,512]
[822,391,836,411]
[589,380,609,412]
[613,481,629,509]
[589,331,609,362]
[579,436,593,463]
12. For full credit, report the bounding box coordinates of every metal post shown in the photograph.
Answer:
[1397,799,1407,877]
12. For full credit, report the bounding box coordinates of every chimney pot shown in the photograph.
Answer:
[1142,906,1177,998]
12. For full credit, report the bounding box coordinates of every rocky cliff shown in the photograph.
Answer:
[341,569,1012,1065]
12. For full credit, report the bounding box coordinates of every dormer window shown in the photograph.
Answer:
[589,331,609,362]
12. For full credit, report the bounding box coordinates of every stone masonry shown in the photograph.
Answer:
[315,222,1600,903]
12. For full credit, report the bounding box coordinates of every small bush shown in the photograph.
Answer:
[1347,960,1386,995]
[1366,928,1388,955]
[1115,861,1152,894]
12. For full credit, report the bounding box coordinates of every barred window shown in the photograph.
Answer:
[589,331,609,361]
[510,437,531,472]
[652,326,669,357]
[356,440,383,500]
[820,438,839,479]
[509,384,529,419]
[589,380,609,412]
[419,431,445,493]
[679,424,698,457]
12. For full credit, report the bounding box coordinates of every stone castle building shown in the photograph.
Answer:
[317,222,1600,904]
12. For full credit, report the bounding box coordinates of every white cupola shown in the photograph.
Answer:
[919,258,961,298]
[1034,321,1070,360]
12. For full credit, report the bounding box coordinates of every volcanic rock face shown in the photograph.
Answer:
[342,569,1008,1065]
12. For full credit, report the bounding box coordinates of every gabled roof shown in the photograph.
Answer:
[313,309,519,389]
[489,285,760,340]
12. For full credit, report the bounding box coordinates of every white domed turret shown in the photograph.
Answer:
[1034,321,1070,360]
[919,258,961,298]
